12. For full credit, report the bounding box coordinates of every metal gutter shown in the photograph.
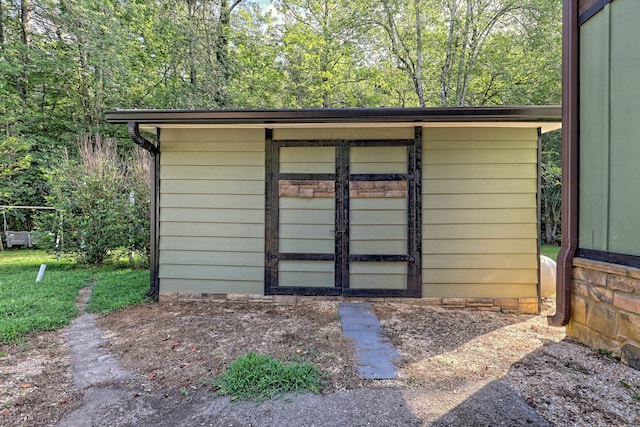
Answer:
[128,122,160,301]
[549,0,578,327]
[106,106,561,125]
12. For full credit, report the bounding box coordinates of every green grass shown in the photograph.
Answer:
[210,352,321,401]
[541,244,561,262]
[0,250,150,343]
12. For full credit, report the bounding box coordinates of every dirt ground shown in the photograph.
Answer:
[1,298,640,426]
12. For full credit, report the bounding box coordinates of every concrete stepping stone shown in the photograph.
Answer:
[338,302,400,380]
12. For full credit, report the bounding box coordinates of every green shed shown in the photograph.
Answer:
[106,107,560,313]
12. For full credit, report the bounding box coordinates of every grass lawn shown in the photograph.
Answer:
[0,250,149,343]
[541,244,561,261]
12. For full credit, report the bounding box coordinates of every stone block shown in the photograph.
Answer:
[248,295,273,303]
[442,298,466,307]
[621,344,640,370]
[571,295,587,325]
[226,294,248,303]
[420,297,443,306]
[613,293,640,314]
[572,280,590,298]
[566,321,592,344]
[518,302,539,314]
[159,292,178,303]
[618,311,640,342]
[586,303,618,338]
[296,295,317,303]
[589,286,613,304]
[273,295,297,305]
[177,292,200,301]
[574,267,607,287]
[494,298,518,308]
[607,274,640,294]
[465,298,494,307]
[586,331,621,357]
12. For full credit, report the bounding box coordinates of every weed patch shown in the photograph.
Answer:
[210,352,321,401]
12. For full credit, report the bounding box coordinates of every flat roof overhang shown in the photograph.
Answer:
[105,106,562,133]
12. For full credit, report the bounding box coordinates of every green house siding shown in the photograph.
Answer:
[158,128,265,294]
[579,0,640,256]
[157,125,541,298]
[422,127,539,298]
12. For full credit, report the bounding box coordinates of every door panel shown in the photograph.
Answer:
[265,129,421,297]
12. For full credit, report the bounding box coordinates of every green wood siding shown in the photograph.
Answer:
[279,197,334,253]
[422,127,539,298]
[159,129,265,294]
[579,0,640,256]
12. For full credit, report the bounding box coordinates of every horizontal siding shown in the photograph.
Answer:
[350,146,407,174]
[279,261,334,288]
[161,208,263,224]
[423,253,537,269]
[424,223,537,239]
[280,147,334,174]
[424,208,536,224]
[161,151,264,166]
[279,197,334,253]
[350,197,407,255]
[162,179,264,195]
[422,127,539,299]
[159,129,265,295]
[424,149,536,164]
[349,262,407,290]
[160,222,264,238]
[273,127,414,141]
[426,194,535,209]
[160,250,263,266]
[422,238,534,254]
[424,179,536,194]
[424,164,537,179]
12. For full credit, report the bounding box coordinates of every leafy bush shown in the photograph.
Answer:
[211,352,321,401]
[37,135,150,265]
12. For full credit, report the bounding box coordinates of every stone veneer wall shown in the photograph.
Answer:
[158,292,540,314]
[568,257,640,369]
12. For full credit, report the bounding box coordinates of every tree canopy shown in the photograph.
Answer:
[0,0,562,250]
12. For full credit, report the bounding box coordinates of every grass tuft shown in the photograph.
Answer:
[210,352,321,401]
[0,250,150,343]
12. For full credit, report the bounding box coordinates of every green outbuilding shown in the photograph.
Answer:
[106,106,560,313]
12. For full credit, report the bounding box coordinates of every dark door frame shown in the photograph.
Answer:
[264,127,422,297]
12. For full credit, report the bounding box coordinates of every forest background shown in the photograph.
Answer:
[0,0,562,264]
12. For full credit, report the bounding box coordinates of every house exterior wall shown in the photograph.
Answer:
[422,128,540,307]
[569,0,640,368]
[157,126,540,312]
[579,0,640,256]
[158,128,265,295]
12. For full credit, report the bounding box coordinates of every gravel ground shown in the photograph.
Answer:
[1,298,639,426]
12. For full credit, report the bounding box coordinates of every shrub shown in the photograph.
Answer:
[37,135,150,265]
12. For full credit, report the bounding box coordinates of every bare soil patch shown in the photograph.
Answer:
[1,298,639,426]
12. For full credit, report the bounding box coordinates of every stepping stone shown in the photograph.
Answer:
[338,302,400,380]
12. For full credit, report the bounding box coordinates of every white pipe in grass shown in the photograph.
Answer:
[36,264,47,282]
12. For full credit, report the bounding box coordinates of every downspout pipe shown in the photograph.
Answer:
[128,122,160,301]
[549,0,578,327]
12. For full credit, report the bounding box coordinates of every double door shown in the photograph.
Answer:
[265,129,421,297]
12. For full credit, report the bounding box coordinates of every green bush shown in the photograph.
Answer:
[37,136,150,265]
[211,352,321,401]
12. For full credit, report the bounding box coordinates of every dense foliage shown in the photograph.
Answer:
[0,0,563,261]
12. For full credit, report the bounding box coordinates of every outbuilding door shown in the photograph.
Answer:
[265,128,422,297]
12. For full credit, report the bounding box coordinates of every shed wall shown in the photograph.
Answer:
[158,126,539,299]
[159,128,265,294]
[422,128,539,298]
